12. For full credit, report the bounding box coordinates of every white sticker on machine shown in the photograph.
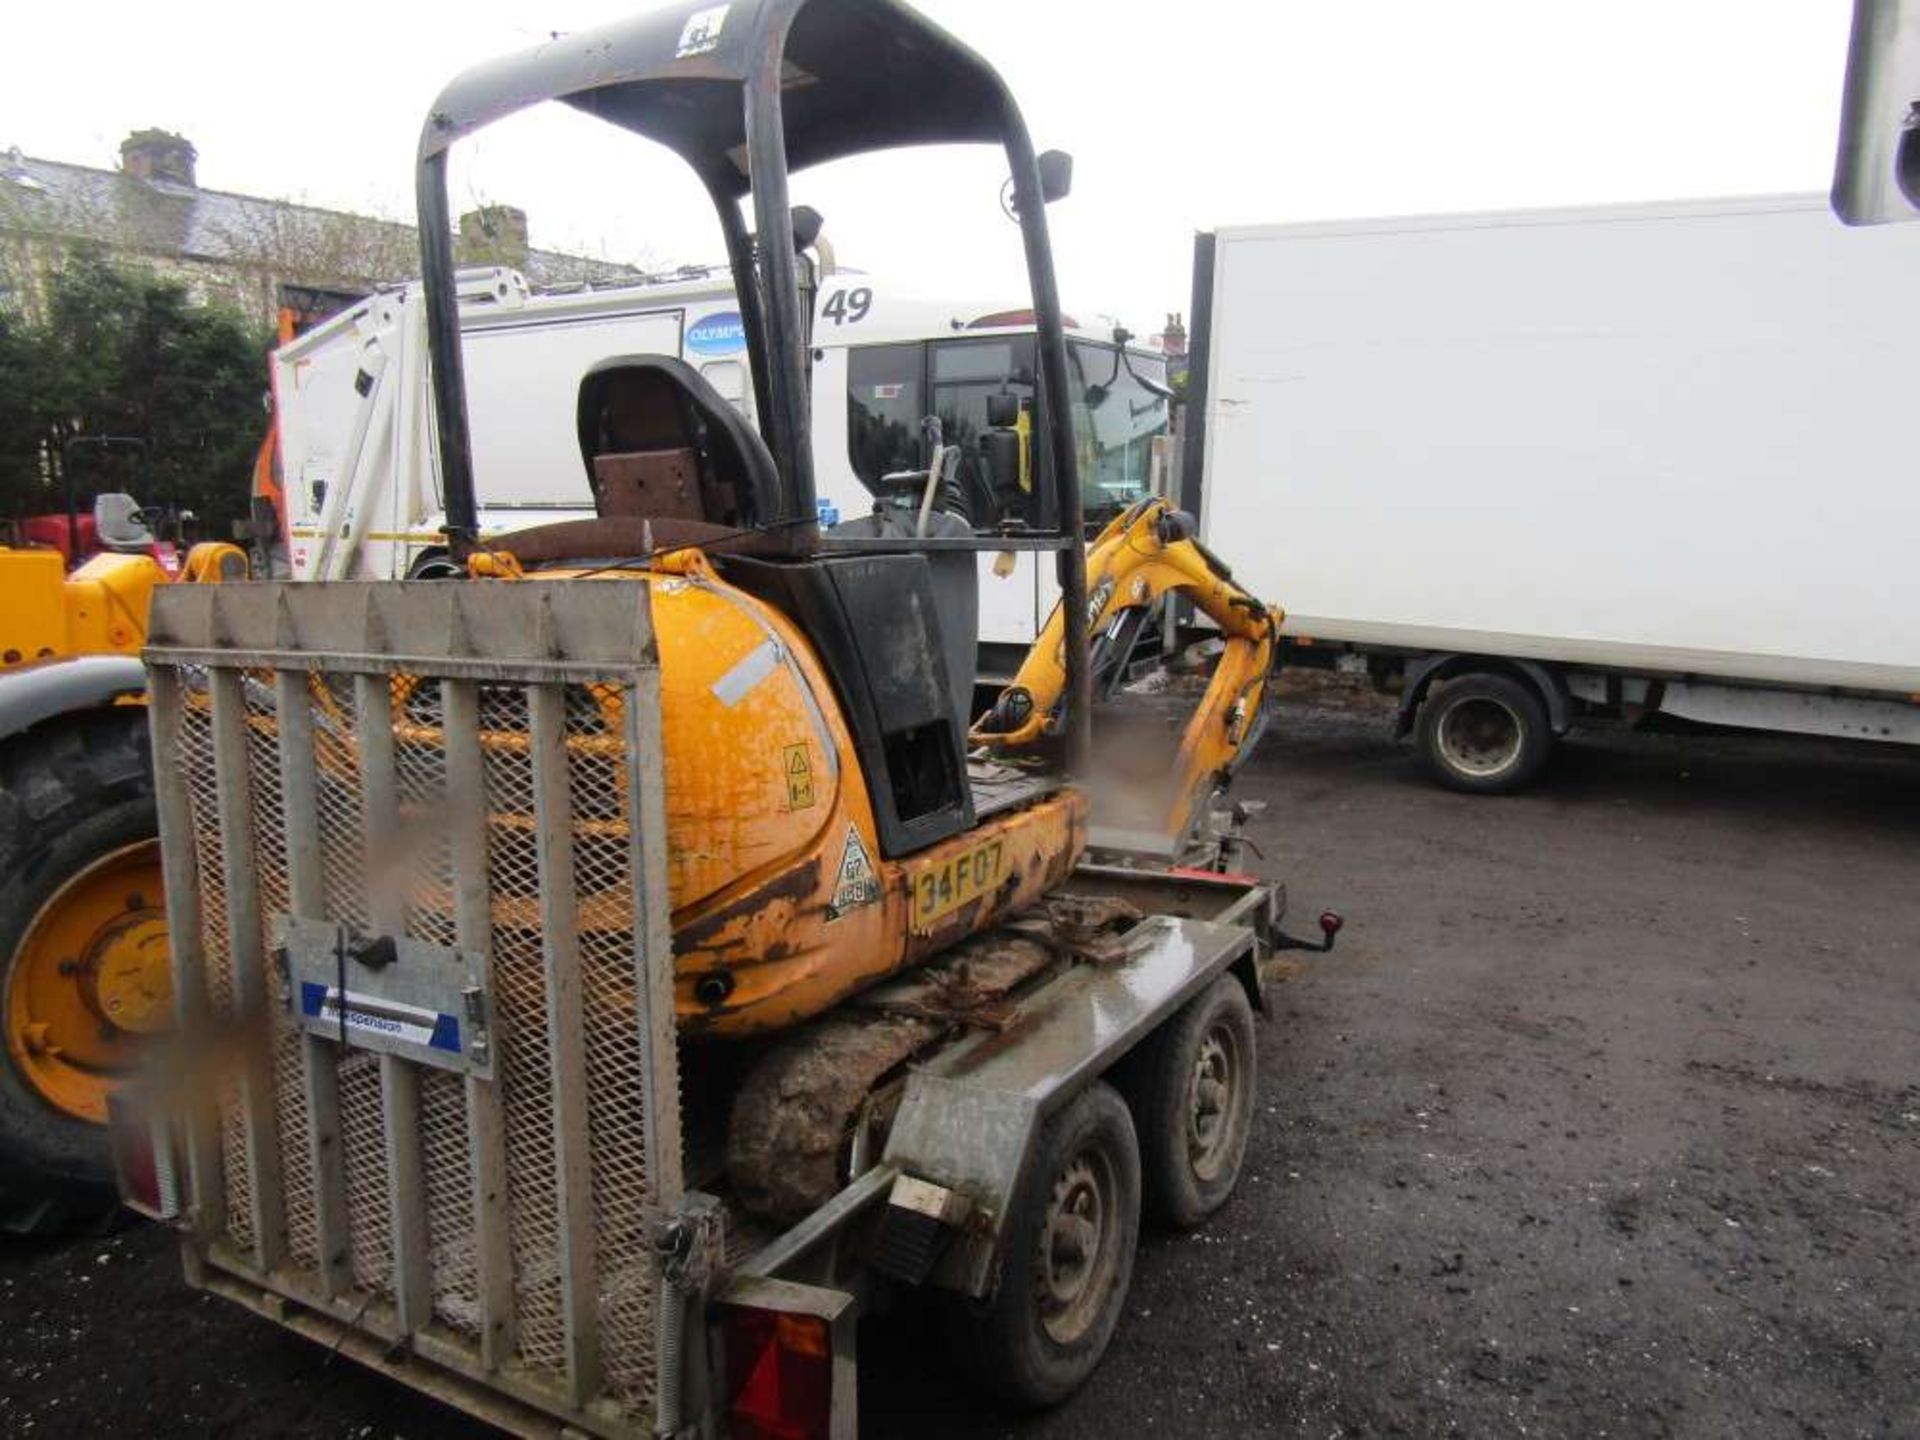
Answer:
[677,4,731,57]
[827,823,882,920]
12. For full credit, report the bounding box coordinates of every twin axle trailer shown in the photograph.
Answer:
[120,579,1288,1438]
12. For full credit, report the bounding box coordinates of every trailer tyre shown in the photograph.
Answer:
[1128,974,1257,1230]
[944,1081,1140,1408]
[1416,671,1550,794]
[0,712,156,1236]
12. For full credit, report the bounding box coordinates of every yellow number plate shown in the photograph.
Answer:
[911,838,1007,930]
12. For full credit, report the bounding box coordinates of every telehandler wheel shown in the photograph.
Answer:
[0,711,159,1236]
[1128,974,1257,1230]
[944,1081,1140,1408]
[1415,670,1551,794]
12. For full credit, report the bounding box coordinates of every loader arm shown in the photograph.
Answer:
[973,498,1281,840]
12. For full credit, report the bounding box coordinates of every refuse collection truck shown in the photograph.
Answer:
[1182,193,1920,791]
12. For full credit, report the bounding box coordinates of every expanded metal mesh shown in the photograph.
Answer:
[245,675,319,1271]
[572,684,658,1409]
[158,643,676,1425]
[386,679,479,1333]
[173,666,253,1254]
[312,677,369,932]
[477,683,568,1376]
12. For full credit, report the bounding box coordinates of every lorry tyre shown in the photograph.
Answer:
[1128,974,1256,1230]
[944,1080,1140,1408]
[0,711,159,1236]
[1415,670,1551,794]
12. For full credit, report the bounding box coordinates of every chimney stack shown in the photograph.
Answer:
[1162,312,1188,359]
[459,205,531,267]
[120,129,196,187]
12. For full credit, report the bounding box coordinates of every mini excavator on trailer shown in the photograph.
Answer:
[115,3,1335,1434]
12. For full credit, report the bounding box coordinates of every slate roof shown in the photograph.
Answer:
[0,148,639,290]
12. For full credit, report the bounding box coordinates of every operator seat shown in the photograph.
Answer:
[496,355,786,565]
[93,493,155,554]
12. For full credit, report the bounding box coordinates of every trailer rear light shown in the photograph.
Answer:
[106,1089,181,1221]
[722,1304,833,1440]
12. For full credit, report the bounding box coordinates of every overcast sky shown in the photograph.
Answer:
[6,1,1853,333]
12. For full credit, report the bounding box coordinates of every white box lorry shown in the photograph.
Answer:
[1182,193,1920,790]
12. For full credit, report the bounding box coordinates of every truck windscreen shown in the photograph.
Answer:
[1069,341,1170,523]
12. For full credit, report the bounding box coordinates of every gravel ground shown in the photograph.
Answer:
[4,673,1917,1438]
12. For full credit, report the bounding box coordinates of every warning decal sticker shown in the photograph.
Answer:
[676,4,731,58]
[827,823,882,920]
[784,743,815,810]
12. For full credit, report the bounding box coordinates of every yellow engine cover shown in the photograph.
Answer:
[0,548,165,667]
[632,566,1084,1036]
[0,543,243,670]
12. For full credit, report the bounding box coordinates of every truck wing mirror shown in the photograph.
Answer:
[985,392,1020,428]
[981,429,1023,503]
[790,204,825,253]
[1833,0,1920,223]
[1038,150,1074,205]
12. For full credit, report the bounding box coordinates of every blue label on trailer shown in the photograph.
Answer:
[300,981,462,1054]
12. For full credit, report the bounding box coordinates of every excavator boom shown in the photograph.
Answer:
[974,497,1280,848]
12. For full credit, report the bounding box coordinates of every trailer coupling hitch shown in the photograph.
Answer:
[1274,910,1344,955]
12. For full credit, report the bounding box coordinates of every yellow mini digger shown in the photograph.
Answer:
[115,3,1335,1435]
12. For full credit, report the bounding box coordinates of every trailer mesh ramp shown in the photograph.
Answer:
[146,581,684,1437]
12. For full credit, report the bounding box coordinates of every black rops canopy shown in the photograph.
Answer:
[412,0,1091,766]
[418,0,1012,194]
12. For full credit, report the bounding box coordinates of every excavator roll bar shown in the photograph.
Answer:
[412,0,1094,768]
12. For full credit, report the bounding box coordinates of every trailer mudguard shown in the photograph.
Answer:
[879,912,1256,1297]
[1395,654,1570,739]
[0,655,147,744]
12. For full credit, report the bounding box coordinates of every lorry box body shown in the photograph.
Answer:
[1188,194,1920,696]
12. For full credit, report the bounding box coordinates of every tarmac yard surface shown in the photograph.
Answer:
[4,674,1917,1438]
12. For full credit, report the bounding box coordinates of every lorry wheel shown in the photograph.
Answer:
[0,712,159,1235]
[1415,671,1550,794]
[1128,974,1256,1230]
[944,1081,1140,1408]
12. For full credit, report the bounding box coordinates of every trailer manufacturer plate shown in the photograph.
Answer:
[274,914,495,1079]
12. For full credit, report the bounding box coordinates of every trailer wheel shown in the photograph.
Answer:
[0,712,157,1235]
[1416,671,1550,794]
[1128,975,1256,1230]
[945,1081,1140,1408]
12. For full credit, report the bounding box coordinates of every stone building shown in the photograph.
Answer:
[0,129,638,328]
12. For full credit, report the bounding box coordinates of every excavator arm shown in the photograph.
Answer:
[972,497,1281,845]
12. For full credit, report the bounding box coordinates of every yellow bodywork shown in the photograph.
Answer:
[0,538,244,1121]
[0,542,250,669]
[973,498,1281,842]
[527,551,1084,1037]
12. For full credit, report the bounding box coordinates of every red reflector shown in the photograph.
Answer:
[106,1090,179,1221]
[723,1305,833,1440]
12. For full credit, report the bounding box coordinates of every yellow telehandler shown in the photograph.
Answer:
[0,496,243,1232]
